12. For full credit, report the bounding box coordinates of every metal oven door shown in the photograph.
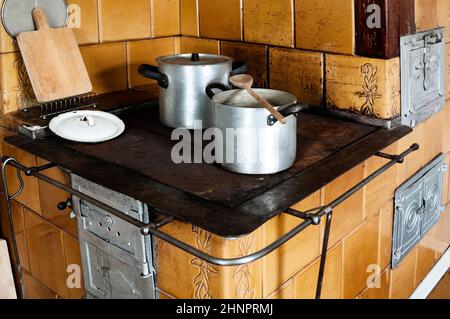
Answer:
[401,28,445,127]
[392,178,424,268]
[79,230,155,299]
[392,154,446,268]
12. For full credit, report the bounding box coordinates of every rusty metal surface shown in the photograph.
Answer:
[3,102,412,237]
[59,106,376,208]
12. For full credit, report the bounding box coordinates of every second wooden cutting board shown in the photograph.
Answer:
[17,7,92,103]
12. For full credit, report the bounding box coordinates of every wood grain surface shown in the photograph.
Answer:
[17,8,92,102]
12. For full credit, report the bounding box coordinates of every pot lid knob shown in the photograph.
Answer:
[191,53,200,62]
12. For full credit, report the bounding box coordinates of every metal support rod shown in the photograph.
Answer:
[316,209,333,299]
[24,162,57,176]
[0,143,419,298]
[1,158,26,299]
[316,143,419,219]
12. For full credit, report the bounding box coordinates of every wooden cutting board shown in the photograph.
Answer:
[17,7,92,103]
[0,240,17,299]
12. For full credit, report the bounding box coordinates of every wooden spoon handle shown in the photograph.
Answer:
[246,87,287,124]
[32,8,51,30]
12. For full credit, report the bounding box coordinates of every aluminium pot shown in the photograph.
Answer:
[138,53,247,129]
[206,83,308,175]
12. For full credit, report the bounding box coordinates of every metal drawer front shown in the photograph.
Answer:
[401,28,445,127]
[392,154,446,268]
[79,231,155,299]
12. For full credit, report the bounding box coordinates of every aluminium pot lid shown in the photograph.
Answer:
[156,53,233,66]
[213,89,298,109]
[1,0,68,37]
[49,111,125,143]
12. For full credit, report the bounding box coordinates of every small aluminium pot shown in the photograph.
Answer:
[138,53,247,129]
[206,83,307,175]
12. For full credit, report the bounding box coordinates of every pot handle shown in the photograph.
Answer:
[230,61,248,76]
[205,82,232,99]
[267,103,308,126]
[138,64,169,89]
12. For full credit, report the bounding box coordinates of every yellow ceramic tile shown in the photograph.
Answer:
[415,237,437,286]
[0,200,30,272]
[180,0,199,36]
[152,0,180,37]
[443,155,450,206]
[99,0,151,42]
[23,272,59,299]
[323,164,366,246]
[63,233,84,299]
[127,38,176,88]
[326,54,401,120]
[262,192,321,296]
[423,111,445,164]
[221,42,268,88]
[397,123,425,185]
[443,100,450,154]
[179,37,220,54]
[342,215,380,299]
[293,243,342,299]
[446,44,450,98]
[243,0,294,47]
[359,268,391,299]
[198,0,242,41]
[364,143,399,218]
[80,43,128,94]
[266,279,295,299]
[159,290,176,299]
[269,48,323,106]
[390,248,417,299]
[66,0,100,45]
[378,202,394,271]
[0,52,36,114]
[295,0,354,54]
[436,206,450,253]
[24,209,69,298]
[36,158,78,239]
[156,220,264,299]
[1,142,41,214]
[415,0,439,31]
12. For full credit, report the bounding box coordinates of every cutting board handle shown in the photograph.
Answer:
[32,7,50,30]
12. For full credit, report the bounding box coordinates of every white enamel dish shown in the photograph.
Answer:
[49,110,125,143]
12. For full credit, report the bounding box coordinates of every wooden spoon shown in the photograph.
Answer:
[230,74,287,124]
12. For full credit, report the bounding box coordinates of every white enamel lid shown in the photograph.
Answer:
[49,111,125,143]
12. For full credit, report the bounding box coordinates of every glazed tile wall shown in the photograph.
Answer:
[0,0,180,115]
[179,0,449,117]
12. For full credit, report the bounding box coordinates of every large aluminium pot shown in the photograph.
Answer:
[206,83,308,175]
[138,53,247,129]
